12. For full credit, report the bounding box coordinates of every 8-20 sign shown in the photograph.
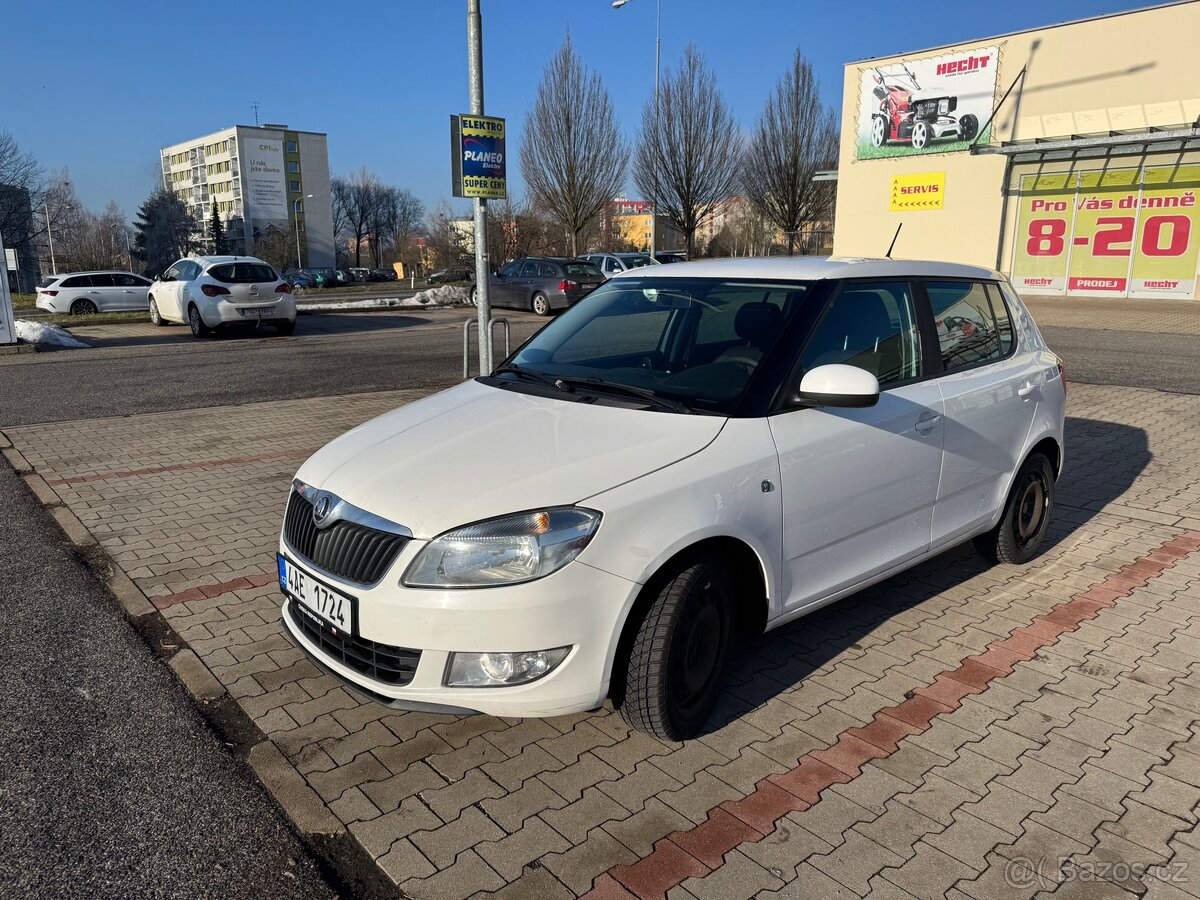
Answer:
[1011,166,1200,298]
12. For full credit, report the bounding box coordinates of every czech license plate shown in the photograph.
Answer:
[239,306,272,317]
[278,554,356,633]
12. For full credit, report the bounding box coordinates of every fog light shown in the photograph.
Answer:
[445,647,570,687]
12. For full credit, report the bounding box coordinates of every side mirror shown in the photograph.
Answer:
[153,274,162,281]
[797,364,880,408]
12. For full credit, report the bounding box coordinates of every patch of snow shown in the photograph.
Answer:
[299,285,470,312]
[15,320,90,349]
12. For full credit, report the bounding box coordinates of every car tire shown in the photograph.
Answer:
[974,452,1055,565]
[70,298,98,315]
[149,298,168,327]
[532,292,551,316]
[275,319,296,336]
[616,555,735,741]
[469,286,478,306]
[911,120,929,150]
[959,113,979,143]
[188,304,213,338]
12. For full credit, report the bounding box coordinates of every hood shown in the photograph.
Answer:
[294,379,726,538]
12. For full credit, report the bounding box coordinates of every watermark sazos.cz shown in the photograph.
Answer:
[1003,856,1189,890]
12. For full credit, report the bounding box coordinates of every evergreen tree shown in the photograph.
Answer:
[209,201,226,255]
[132,187,194,276]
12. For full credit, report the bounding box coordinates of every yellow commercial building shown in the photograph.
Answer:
[832,0,1200,300]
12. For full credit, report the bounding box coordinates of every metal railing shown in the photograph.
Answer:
[463,317,510,378]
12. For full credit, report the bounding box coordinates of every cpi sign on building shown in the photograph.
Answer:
[451,114,507,200]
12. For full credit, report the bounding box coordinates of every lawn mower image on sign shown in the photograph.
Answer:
[870,66,979,151]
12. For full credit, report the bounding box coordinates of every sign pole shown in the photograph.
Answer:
[0,229,16,346]
[467,0,492,375]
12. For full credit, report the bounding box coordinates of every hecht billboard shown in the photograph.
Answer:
[1011,165,1200,299]
[244,140,288,221]
[856,46,999,160]
[451,114,506,200]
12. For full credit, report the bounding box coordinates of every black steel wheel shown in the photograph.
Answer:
[975,452,1055,565]
[616,555,735,740]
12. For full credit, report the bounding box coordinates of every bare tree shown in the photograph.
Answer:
[56,200,132,272]
[333,167,384,267]
[634,45,742,257]
[743,49,838,255]
[520,35,627,256]
[384,187,425,268]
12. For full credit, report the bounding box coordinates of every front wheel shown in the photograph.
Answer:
[871,116,887,147]
[188,304,213,338]
[975,452,1055,565]
[469,286,478,306]
[531,292,551,316]
[911,120,929,150]
[616,556,735,741]
[149,298,168,326]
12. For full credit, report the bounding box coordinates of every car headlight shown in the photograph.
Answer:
[402,508,601,588]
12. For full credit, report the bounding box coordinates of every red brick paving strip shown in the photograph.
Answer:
[45,447,321,486]
[154,573,278,610]
[585,530,1200,900]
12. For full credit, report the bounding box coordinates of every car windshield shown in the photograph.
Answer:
[502,277,813,414]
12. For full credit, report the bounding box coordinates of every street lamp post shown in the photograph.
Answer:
[613,0,660,254]
[294,193,314,269]
[467,0,493,375]
[44,201,57,275]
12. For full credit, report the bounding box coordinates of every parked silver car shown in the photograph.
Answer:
[470,257,605,316]
[580,252,660,280]
[36,271,153,314]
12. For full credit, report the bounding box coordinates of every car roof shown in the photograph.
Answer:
[610,256,1003,282]
[53,270,147,278]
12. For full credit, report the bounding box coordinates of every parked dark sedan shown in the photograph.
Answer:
[429,268,472,285]
[469,257,604,316]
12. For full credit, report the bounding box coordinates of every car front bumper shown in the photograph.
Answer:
[277,536,641,718]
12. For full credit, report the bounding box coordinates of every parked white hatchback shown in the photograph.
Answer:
[36,271,153,314]
[148,255,297,338]
[278,257,1066,739]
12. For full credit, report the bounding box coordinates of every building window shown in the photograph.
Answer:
[286,140,298,154]
[289,180,301,193]
[288,160,299,174]
[293,200,303,213]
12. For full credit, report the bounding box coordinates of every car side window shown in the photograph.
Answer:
[113,274,139,287]
[518,261,541,278]
[499,261,521,278]
[926,281,1004,372]
[90,274,117,288]
[800,281,921,387]
[604,258,621,274]
[61,275,91,288]
[180,262,201,281]
[539,262,558,278]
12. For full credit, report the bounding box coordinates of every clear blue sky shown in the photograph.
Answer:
[7,0,1153,222]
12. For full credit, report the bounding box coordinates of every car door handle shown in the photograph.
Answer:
[915,413,942,434]
[1017,381,1037,397]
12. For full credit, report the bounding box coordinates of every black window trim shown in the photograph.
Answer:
[914,277,1019,379]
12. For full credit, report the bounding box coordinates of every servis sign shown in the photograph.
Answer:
[451,114,507,200]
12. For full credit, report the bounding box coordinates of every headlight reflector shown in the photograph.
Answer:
[445,647,571,687]
[402,508,601,588]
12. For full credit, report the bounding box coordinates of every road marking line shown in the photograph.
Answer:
[586,531,1200,900]
[154,573,278,610]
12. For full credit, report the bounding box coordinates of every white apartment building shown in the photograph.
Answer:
[160,124,335,269]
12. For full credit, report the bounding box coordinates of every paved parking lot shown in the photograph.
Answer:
[4,378,1199,899]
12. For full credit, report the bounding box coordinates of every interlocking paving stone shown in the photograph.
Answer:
[8,382,1200,898]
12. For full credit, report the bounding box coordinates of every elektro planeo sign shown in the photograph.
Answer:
[451,114,507,200]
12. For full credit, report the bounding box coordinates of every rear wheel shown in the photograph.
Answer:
[469,286,479,306]
[531,292,551,316]
[188,304,213,338]
[275,319,296,336]
[975,452,1055,565]
[70,298,98,315]
[959,113,979,143]
[616,556,735,741]
[149,298,168,326]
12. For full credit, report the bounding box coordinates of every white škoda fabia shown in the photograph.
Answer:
[278,258,1066,740]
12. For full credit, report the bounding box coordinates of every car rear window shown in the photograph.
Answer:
[209,263,278,284]
[564,263,602,278]
[38,276,60,288]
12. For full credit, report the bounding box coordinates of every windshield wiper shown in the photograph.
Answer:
[490,364,568,391]
[553,376,693,414]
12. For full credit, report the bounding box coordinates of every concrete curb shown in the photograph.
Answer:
[2,446,31,473]
[50,506,97,547]
[248,741,347,837]
[21,472,62,507]
[169,649,226,701]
